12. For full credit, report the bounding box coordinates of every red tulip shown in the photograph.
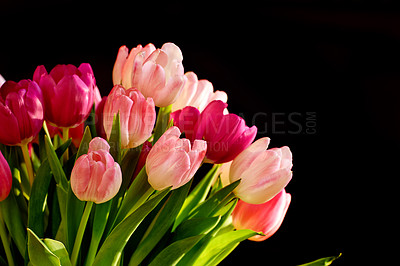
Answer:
[232,189,291,241]
[103,85,156,149]
[0,80,44,145]
[146,126,207,190]
[0,150,12,201]
[71,137,122,204]
[33,63,95,128]
[113,43,186,107]
[230,137,293,204]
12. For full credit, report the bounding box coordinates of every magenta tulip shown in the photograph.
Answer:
[146,126,207,190]
[71,137,122,204]
[0,150,12,201]
[103,85,156,149]
[112,43,186,107]
[172,72,227,112]
[170,106,200,141]
[0,80,44,145]
[232,189,291,241]
[230,137,293,204]
[33,63,95,128]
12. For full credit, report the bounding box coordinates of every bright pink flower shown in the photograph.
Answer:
[103,85,156,149]
[171,72,227,112]
[146,126,207,190]
[232,189,291,241]
[230,137,293,204]
[170,106,200,141]
[0,150,12,201]
[112,43,186,107]
[71,137,122,204]
[33,63,95,128]
[193,100,257,164]
[0,80,44,145]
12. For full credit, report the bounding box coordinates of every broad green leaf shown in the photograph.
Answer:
[128,181,191,265]
[173,216,221,242]
[43,239,71,266]
[93,188,170,266]
[148,235,204,266]
[76,126,92,160]
[173,164,221,230]
[27,229,60,266]
[187,180,240,220]
[45,135,70,190]
[298,253,342,266]
[192,229,259,266]
[152,105,172,145]
[84,103,97,138]
[108,112,121,163]
[65,185,85,253]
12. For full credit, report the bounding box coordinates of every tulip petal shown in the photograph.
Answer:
[88,137,110,153]
[96,163,122,204]
[0,103,20,145]
[113,46,129,85]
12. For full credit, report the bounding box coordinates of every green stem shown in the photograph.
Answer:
[62,127,69,163]
[0,209,14,266]
[21,143,34,186]
[71,201,93,266]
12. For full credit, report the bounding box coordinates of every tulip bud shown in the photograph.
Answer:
[0,80,44,145]
[0,150,12,201]
[103,85,156,149]
[193,100,257,164]
[171,72,227,112]
[112,43,186,107]
[33,63,95,128]
[146,126,207,190]
[232,189,291,241]
[71,137,122,204]
[230,137,293,204]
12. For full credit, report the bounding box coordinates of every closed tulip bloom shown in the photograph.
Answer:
[146,126,207,190]
[230,137,293,204]
[171,72,227,112]
[103,85,156,149]
[33,63,95,128]
[0,150,12,201]
[232,189,291,241]
[0,80,44,145]
[113,43,186,107]
[71,137,122,204]
[193,100,257,164]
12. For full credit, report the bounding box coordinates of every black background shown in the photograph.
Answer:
[2,1,400,265]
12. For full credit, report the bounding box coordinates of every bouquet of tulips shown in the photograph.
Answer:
[0,42,338,266]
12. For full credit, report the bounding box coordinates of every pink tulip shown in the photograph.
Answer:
[194,100,257,164]
[33,63,95,128]
[146,126,207,190]
[230,137,293,204]
[112,43,186,107]
[0,80,44,145]
[0,75,5,87]
[0,150,12,201]
[103,85,156,149]
[232,189,291,241]
[171,72,227,112]
[71,137,122,204]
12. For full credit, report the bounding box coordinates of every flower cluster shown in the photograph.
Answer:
[0,42,295,266]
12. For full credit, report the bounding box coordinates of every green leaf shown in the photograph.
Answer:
[76,126,92,160]
[108,112,121,163]
[298,253,342,266]
[45,135,70,190]
[128,181,191,265]
[93,188,170,266]
[84,103,97,138]
[173,164,221,230]
[43,239,71,266]
[152,105,172,145]
[187,179,240,220]
[27,229,60,266]
[148,235,204,266]
[173,216,221,242]
[192,230,259,266]
[65,185,85,253]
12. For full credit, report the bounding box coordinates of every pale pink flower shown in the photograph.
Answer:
[113,43,186,107]
[230,137,293,204]
[146,126,207,190]
[171,72,227,112]
[71,137,122,204]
